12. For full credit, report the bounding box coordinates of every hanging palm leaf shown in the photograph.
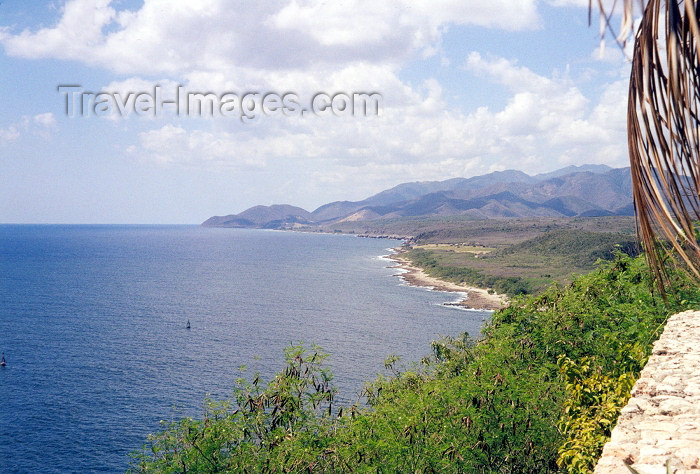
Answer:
[593,0,700,292]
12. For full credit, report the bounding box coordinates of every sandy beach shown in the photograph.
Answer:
[388,250,508,311]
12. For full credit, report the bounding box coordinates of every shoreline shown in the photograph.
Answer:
[387,249,508,311]
[204,227,508,310]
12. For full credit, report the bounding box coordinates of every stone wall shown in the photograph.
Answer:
[595,310,700,473]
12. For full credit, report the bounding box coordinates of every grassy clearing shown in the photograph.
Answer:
[412,243,496,255]
[404,230,639,296]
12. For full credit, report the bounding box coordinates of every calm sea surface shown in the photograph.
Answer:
[0,225,489,473]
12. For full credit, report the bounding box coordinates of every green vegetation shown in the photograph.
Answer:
[404,230,639,296]
[313,215,636,244]
[131,253,699,473]
[322,216,639,297]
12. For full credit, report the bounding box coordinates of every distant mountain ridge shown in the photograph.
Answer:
[202,165,634,228]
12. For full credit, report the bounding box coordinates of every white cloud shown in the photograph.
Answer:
[130,52,630,190]
[0,125,19,144]
[33,113,57,128]
[272,0,540,48]
[467,52,555,93]
[0,113,57,144]
[0,0,540,77]
[0,0,116,59]
[464,52,629,165]
[30,113,58,138]
[137,124,271,168]
[0,0,633,210]
[104,78,180,97]
[546,0,617,9]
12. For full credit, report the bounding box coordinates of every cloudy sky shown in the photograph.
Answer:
[0,0,633,223]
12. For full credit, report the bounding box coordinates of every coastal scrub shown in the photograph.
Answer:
[131,253,699,473]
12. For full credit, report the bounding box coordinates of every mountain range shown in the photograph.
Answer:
[202,164,634,229]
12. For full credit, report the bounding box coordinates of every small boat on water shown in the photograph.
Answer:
[1,353,6,367]
[186,320,191,329]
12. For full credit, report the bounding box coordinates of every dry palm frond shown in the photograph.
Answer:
[593,0,700,291]
[589,0,641,51]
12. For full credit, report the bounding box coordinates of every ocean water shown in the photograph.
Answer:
[0,225,489,473]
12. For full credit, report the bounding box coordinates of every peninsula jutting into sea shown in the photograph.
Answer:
[203,164,638,306]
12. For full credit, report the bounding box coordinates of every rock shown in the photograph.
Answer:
[595,311,700,473]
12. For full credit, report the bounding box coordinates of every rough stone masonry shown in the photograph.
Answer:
[595,310,700,474]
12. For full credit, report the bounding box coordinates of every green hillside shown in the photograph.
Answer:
[405,229,639,296]
[131,254,700,473]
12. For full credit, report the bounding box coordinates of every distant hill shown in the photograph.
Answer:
[202,204,312,228]
[202,165,634,228]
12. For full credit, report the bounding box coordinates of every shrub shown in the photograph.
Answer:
[132,254,700,473]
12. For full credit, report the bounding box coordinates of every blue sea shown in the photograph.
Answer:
[0,225,489,473]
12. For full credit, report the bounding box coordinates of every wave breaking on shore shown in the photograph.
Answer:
[384,249,508,311]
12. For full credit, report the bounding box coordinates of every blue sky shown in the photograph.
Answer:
[0,0,633,223]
